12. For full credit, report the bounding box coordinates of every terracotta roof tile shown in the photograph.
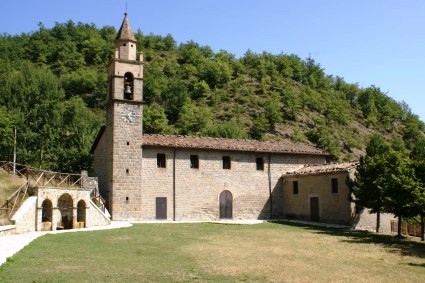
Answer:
[142,134,327,155]
[284,161,358,176]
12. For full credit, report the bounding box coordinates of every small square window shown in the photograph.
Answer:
[293,181,299,195]
[256,157,264,171]
[222,156,231,170]
[331,178,338,194]
[157,153,166,168]
[190,155,199,169]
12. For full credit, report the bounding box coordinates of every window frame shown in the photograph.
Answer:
[157,153,166,168]
[256,157,264,171]
[293,180,299,195]
[222,156,231,170]
[190,155,199,169]
[331,178,338,194]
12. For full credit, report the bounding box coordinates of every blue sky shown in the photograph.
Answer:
[1,0,424,122]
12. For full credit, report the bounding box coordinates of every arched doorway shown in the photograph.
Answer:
[220,190,233,219]
[41,199,53,231]
[77,200,86,228]
[58,194,73,229]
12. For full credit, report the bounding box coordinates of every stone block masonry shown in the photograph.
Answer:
[140,147,325,221]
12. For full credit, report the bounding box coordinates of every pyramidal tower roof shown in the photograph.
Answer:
[116,13,136,42]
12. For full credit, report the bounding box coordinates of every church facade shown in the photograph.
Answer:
[91,14,327,221]
[91,14,392,231]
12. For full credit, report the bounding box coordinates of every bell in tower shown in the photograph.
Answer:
[107,13,143,102]
[123,72,134,100]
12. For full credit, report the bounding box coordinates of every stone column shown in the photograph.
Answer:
[72,207,77,229]
[36,206,42,231]
[52,207,60,231]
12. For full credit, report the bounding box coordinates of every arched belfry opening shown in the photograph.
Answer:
[124,72,134,100]
[58,193,73,230]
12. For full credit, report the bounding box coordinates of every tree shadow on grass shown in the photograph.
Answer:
[270,220,425,261]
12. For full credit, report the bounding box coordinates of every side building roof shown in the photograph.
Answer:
[142,134,327,156]
[283,161,358,177]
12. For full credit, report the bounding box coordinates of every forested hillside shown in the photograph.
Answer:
[0,21,424,173]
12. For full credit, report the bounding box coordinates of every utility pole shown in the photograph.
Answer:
[13,127,16,174]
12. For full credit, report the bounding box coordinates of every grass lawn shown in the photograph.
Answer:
[1,222,425,282]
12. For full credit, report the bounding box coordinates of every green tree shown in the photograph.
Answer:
[177,103,211,135]
[162,80,190,124]
[0,61,65,167]
[380,151,419,238]
[348,135,390,232]
[202,121,248,139]
[199,59,232,88]
[403,113,425,150]
[281,86,301,120]
[306,125,340,160]
[411,138,425,240]
[143,103,169,134]
[250,112,270,140]
[0,106,16,160]
[265,93,283,130]
[58,96,103,172]
[192,80,210,99]
[358,87,379,126]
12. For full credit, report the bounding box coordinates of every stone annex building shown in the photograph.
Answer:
[91,14,393,232]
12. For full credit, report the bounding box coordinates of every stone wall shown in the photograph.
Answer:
[139,147,325,221]
[352,208,395,233]
[282,172,396,231]
[283,172,352,225]
[109,101,143,221]
[86,199,111,227]
[93,126,112,211]
[11,196,37,233]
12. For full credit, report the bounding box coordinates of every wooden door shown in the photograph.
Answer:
[310,197,319,222]
[156,197,167,220]
[220,190,233,219]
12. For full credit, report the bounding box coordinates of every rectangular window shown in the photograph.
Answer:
[222,156,231,170]
[157,153,166,168]
[190,155,199,169]
[293,181,299,195]
[331,178,338,194]
[256,157,264,171]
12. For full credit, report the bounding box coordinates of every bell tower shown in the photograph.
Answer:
[106,13,144,220]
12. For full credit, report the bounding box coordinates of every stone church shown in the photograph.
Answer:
[91,14,392,232]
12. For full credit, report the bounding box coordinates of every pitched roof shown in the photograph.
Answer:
[142,134,327,155]
[116,13,136,42]
[284,161,358,176]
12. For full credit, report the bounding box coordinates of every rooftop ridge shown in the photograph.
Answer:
[142,134,327,155]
